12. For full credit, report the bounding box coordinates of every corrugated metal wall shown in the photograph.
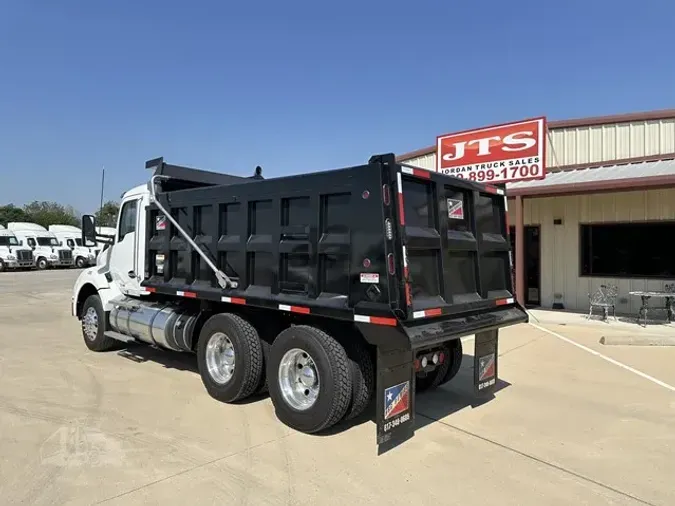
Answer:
[507,189,675,314]
[548,119,675,167]
[401,118,675,170]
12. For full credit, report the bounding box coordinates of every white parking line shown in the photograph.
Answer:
[529,322,675,393]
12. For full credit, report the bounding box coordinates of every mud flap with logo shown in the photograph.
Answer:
[376,348,415,455]
[474,329,499,395]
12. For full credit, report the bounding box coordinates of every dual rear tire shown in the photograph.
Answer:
[196,315,373,434]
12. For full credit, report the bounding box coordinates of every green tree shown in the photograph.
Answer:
[0,204,30,227]
[22,201,80,228]
[95,201,120,227]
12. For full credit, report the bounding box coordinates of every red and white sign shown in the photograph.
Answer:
[436,117,547,184]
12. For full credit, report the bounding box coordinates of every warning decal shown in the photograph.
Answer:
[156,215,166,231]
[447,198,464,220]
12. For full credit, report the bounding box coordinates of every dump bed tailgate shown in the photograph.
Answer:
[395,164,527,343]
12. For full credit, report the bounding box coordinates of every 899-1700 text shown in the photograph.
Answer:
[441,164,541,183]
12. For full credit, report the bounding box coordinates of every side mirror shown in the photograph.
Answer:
[59,241,63,247]
[19,240,23,246]
[82,215,97,247]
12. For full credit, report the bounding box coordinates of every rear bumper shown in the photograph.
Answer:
[403,305,529,351]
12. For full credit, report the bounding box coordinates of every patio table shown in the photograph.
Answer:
[628,291,675,326]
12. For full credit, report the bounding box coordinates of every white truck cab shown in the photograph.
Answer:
[49,224,99,268]
[72,184,151,315]
[0,225,35,271]
[8,222,75,270]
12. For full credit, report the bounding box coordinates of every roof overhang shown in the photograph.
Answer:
[505,158,675,198]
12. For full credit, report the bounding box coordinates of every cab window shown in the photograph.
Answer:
[67,239,75,248]
[118,200,138,241]
[27,238,36,248]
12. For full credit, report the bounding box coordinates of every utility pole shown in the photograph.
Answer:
[98,165,105,224]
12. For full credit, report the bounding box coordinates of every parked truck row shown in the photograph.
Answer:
[72,153,528,454]
[0,222,101,272]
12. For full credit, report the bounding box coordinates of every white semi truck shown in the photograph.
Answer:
[49,224,99,268]
[8,222,75,270]
[71,155,527,453]
[0,225,35,271]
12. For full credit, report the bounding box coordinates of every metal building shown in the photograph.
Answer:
[396,109,675,315]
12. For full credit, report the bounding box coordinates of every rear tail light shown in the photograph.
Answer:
[387,253,395,275]
[382,184,391,206]
[385,219,393,240]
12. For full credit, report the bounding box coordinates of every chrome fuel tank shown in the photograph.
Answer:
[109,299,199,352]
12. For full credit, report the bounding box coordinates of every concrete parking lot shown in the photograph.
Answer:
[1,270,674,505]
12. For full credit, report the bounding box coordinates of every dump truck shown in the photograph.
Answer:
[71,153,528,453]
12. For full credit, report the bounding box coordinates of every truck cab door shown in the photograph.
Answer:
[109,195,147,297]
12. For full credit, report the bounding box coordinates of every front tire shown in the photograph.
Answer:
[0,259,5,272]
[268,325,352,434]
[75,256,87,269]
[197,313,264,403]
[36,257,48,270]
[81,294,119,352]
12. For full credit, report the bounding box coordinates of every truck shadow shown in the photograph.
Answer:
[317,353,511,437]
[114,346,509,435]
[414,360,511,432]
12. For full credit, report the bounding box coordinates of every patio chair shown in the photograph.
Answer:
[587,284,618,322]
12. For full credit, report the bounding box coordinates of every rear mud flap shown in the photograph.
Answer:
[474,329,498,395]
[375,348,415,455]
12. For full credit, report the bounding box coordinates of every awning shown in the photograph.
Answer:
[506,158,675,197]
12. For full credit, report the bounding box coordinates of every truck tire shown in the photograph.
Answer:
[0,259,5,272]
[343,339,374,421]
[75,256,86,269]
[37,257,48,270]
[255,337,271,394]
[197,313,264,403]
[416,339,463,392]
[268,325,352,434]
[81,294,119,352]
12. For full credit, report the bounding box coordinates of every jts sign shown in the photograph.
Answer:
[436,117,547,183]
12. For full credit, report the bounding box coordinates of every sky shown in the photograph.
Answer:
[1,0,674,215]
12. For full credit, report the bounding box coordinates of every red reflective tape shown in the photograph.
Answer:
[496,297,515,306]
[426,308,443,317]
[279,304,310,314]
[398,193,405,225]
[402,166,432,179]
[222,296,246,305]
[183,291,198,298]
[146,287,156,293]
[371,316,398,326]
[484,185,499,194]
[405,283,412,306]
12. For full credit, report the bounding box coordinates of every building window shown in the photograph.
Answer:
[580,222,675,278]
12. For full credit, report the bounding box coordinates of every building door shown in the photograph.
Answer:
[509,225,541,307]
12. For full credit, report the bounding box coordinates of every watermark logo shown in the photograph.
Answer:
[39,420,127,468]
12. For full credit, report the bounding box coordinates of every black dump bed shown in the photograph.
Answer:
[141,154,527,346]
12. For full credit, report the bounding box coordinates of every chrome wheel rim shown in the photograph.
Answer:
[82,306,99,341]
[205,332,235,384]
[278,348,320,411]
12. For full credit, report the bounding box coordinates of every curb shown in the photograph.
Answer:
[600,335,675,346]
